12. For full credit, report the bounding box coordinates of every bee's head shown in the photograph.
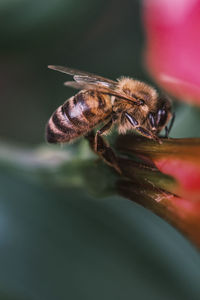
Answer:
[148,95,172,134]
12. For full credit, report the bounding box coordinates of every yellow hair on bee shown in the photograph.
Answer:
[117,77,158,99]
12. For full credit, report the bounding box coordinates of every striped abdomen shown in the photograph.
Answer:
[46,90,112,143]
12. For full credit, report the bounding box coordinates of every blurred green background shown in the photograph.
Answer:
[1,0,200,299]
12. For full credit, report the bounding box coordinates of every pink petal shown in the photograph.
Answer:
[154,158,200,201]
[143,0,200,105]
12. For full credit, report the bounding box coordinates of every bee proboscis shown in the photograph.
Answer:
[46,65,174,172]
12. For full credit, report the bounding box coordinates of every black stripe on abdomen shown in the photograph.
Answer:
[46,105,81,144]
[62,101,89,128]
[74,92,96,120]
[52,111,76,135]
[46,124,66,144]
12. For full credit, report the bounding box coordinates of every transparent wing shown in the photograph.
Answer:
[64,79,116,91]
[48,65,142,105]
[48,65,117,89]
[64,81,86,90]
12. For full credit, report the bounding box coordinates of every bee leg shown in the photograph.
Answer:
[94,119,113,152]
[85,130,96,148]
[165,112,176,138]
[164,126,169,138]
[96,136,121,174]
[124,112,162,144]
[136,126,162,144]
[85,121,121,173]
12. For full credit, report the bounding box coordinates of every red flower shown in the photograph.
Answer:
[116,136,200,248]
[143,0,200,105]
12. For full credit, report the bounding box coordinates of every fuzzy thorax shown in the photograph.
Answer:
[117,77,158,107]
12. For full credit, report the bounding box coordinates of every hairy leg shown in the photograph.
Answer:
[124,112,162,143]
[85,120,121,173]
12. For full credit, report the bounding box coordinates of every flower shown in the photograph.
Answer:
[116,135,200,248]
[143,0,200,105]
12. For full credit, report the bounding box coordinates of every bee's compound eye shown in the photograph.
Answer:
[157,109,167,127]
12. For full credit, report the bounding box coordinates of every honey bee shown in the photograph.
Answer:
[46,65,174,172]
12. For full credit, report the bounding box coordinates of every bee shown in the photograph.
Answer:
[46,65,174,172]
